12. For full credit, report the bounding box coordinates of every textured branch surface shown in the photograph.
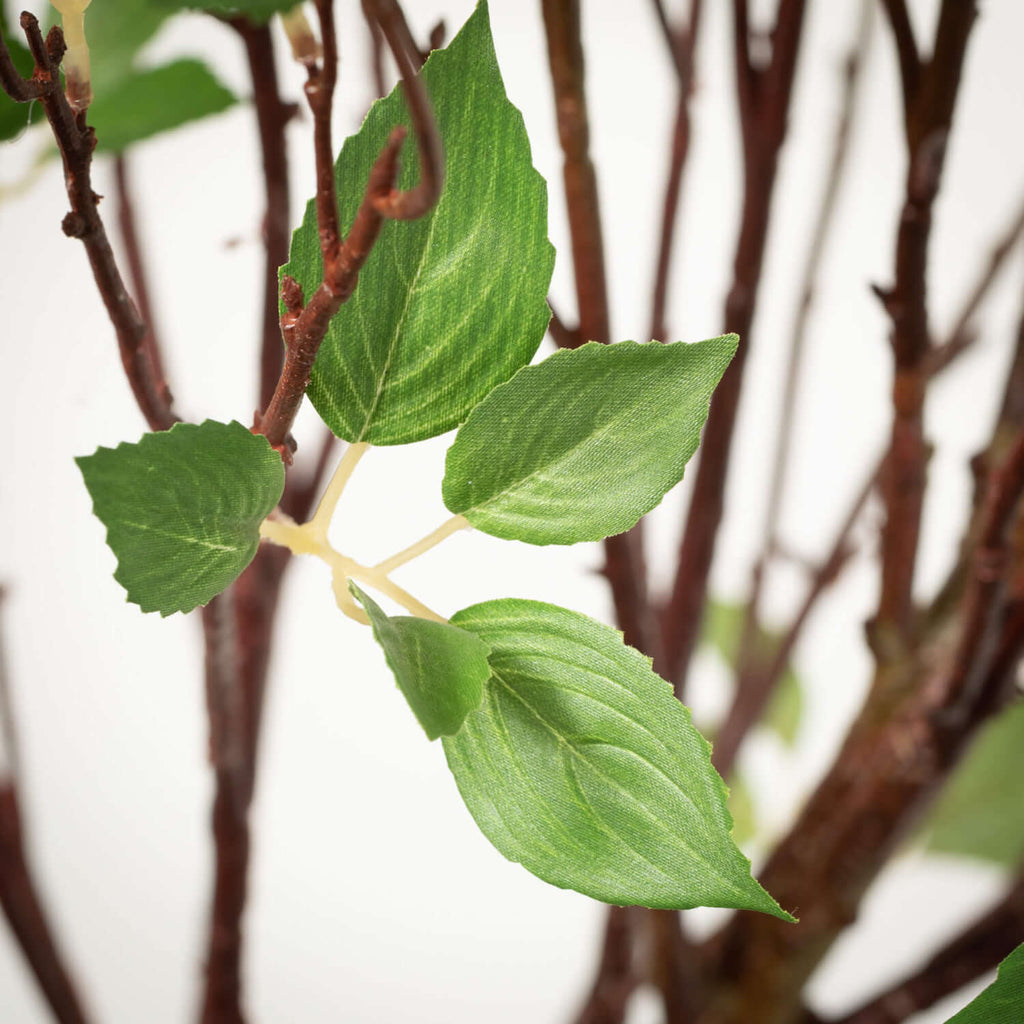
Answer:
[0,16,177,431]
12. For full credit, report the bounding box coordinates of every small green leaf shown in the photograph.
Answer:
[177,0,298,24]
[351,583,490,740]
[284,0,554,445]
[76,420,285,616]
[442,338,737,545]
[442,599,792,917]
[925,701,1024,867]
[944,942,1024,1023]
[90,60,235,153]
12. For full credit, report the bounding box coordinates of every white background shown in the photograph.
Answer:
[1,0,1023,1021]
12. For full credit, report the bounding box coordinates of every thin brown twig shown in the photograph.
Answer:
[925,192,1024,376]
[256,0,442,455]
[660,0,809,694]
[228,19,295,413]
[113,155,172,410]
[721,0,873,777]
[0,593,93,1024]
[823,872,1024,1024]
[875,0,978,638]
[548,299,581,349]
[648,0,702,346]
[0,15,177,432]
[879,0,920,123]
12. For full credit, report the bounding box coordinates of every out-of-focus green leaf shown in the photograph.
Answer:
[0,19,37,143]
[89,59,234,153]
[925,701,1024,867]
[727,774,757,847]
[700,598,805,749]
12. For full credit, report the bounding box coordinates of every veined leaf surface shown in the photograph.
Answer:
[442,338,736,545]
[77,420,284,616]
[443,598,792,917]
[352,583,490,740]
[284,1,554,445]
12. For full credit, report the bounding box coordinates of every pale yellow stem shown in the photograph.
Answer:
[308,442,369,541]
[374,515,470,575]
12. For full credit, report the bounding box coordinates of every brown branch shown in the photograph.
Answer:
[925,191,1024,377]
[660,0,809,693]
[825,873,1024,1024]
[0,593,93,1024]
[228,19,295,413]
[878,0,920,121]
[113,155,173,410]
[548,299,582,349]
[256,0,442,454]
[1,15,177,432]
[649,0,702,345]
[712,466,876,778]
[720,0,873,778]
[875,0,978,638]
[570,905,639,1024]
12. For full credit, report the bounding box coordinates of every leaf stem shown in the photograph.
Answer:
[259,511,446,624]
[307,442,370,541]
[374,515,469,574]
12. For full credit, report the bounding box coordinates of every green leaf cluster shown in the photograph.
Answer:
[0,0,235,153]
[71,2,786,920]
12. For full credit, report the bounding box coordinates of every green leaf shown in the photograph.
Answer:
[700,598,804,748]
[86,0,172,96]
[727,773,757,846]
[442,338,737,545]
[944,942,1024,1023]
[442,599,792,917]
[76,420,285,616]
[90,59,235,153]
[0,20,37,143]
[925,701,1024,867]
[174,0,298,24]
[351,582,490,740]
[284,0,554,445]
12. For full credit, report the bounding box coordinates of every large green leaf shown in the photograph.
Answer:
[944,942,1024,1023]
[442,599,792,917]
[925,701,1024,867]
[77,420,285,616]
[352,583,490,740]
[442,338,737,545]
[284,0,554,445]
[90,59,234,153]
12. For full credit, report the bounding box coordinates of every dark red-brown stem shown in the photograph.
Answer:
[0,15,177,432]
[924,192,1024,377]
[0,593,93,1024]
[878,0,919,130]
[648,0,702,346]
[113,155,173,410]
[548,300,582,349]
[823,872,1024,1024]
[876,0,978,639]
[660,0,808,694]
[722,0,872,777]
[256,0,442,453]
[228,19,295,413]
